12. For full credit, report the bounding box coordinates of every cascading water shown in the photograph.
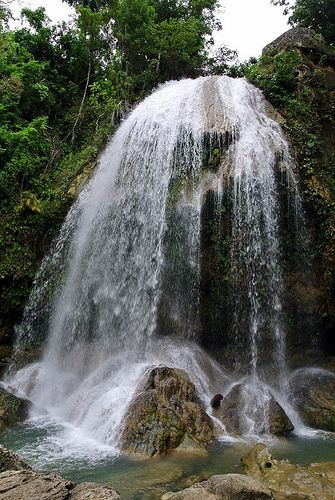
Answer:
[218,78,295,435]
[5,75,307,458]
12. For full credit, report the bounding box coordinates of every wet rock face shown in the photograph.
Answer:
[289,368,335,431]
[214,383,293,435]
[242,443,335,500]
[161,473,273,499]
[262,27,323,57]
[0,386,30,435]
[120,367,213,456]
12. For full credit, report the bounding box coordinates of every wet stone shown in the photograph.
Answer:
[242,443,335,500]
[161,473,273,499]
[120,366,213,456]
[289,368,335,431]
[213,382,293,435]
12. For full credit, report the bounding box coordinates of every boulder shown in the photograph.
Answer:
[0,470,74,500]
[242,443,335,499]
[241,443,274,477]
[214,383,293,435]
[70,482,121,499]
[0,445,31,473]
[120,366,213,456]
[262,28,323,57]
[161,474,273,499]
[214,384,241,434]
[290,368,335,431]
[0,386,30,435]
[0,446,121,499]
[266,399,294,435]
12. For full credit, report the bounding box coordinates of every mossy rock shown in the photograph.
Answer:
[214,382,293,436]
[289,368,335,431]
[0,387,30,435]
[120,367,213,456]
[242,443,335,499]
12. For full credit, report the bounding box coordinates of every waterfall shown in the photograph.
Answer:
[6,75,304,451]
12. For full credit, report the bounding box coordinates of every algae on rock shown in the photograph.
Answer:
[242,443,335,500]
[120,367,213,456]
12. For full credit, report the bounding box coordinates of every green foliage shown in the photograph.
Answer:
[245,45,335,281]
[245,50,302,106]
[0,0,225,332]
[290,0,335,46]
[203,46,239,76]
[271,0,335,46]
[114,0,221,89]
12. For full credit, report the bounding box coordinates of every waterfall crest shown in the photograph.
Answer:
[7,76,305,451]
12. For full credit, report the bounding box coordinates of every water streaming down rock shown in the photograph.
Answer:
[6,76,305,450]
[217,78,296,435]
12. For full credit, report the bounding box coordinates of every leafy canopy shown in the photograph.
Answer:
[272,0,335,46]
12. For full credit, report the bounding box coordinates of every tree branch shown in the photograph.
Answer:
[71,50,92,147]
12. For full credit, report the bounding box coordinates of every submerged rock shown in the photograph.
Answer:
[290,368,335,431]
[0,386,30,435]
[120,366,213,456]
[0,446,121,499]
[242,443,335,499]
[161,474,273,499]
[214,383,293,435]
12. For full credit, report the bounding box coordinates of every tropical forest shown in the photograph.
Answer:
[0,0,334,498]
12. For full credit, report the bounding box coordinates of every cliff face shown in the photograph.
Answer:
[198,29,335,368]
[246,28,335,364]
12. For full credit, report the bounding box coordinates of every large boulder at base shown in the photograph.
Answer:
[262,28,323,57]
[161,474,273,499]
[120,366,213,456]
[0,386,30,435]
[242,443,335,499]
[0,445,31,473]
[289,368,335,431]
[214,383,293,435]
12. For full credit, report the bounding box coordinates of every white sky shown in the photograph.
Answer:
[10,0,291,61]
[216,0,291,60]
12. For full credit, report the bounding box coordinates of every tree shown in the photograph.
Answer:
[61,0,223,89]
[204,46,239,76]
[0,0,227,333]
[62,0,114,11]
[113,0,221,89]
[272,0,335,46]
